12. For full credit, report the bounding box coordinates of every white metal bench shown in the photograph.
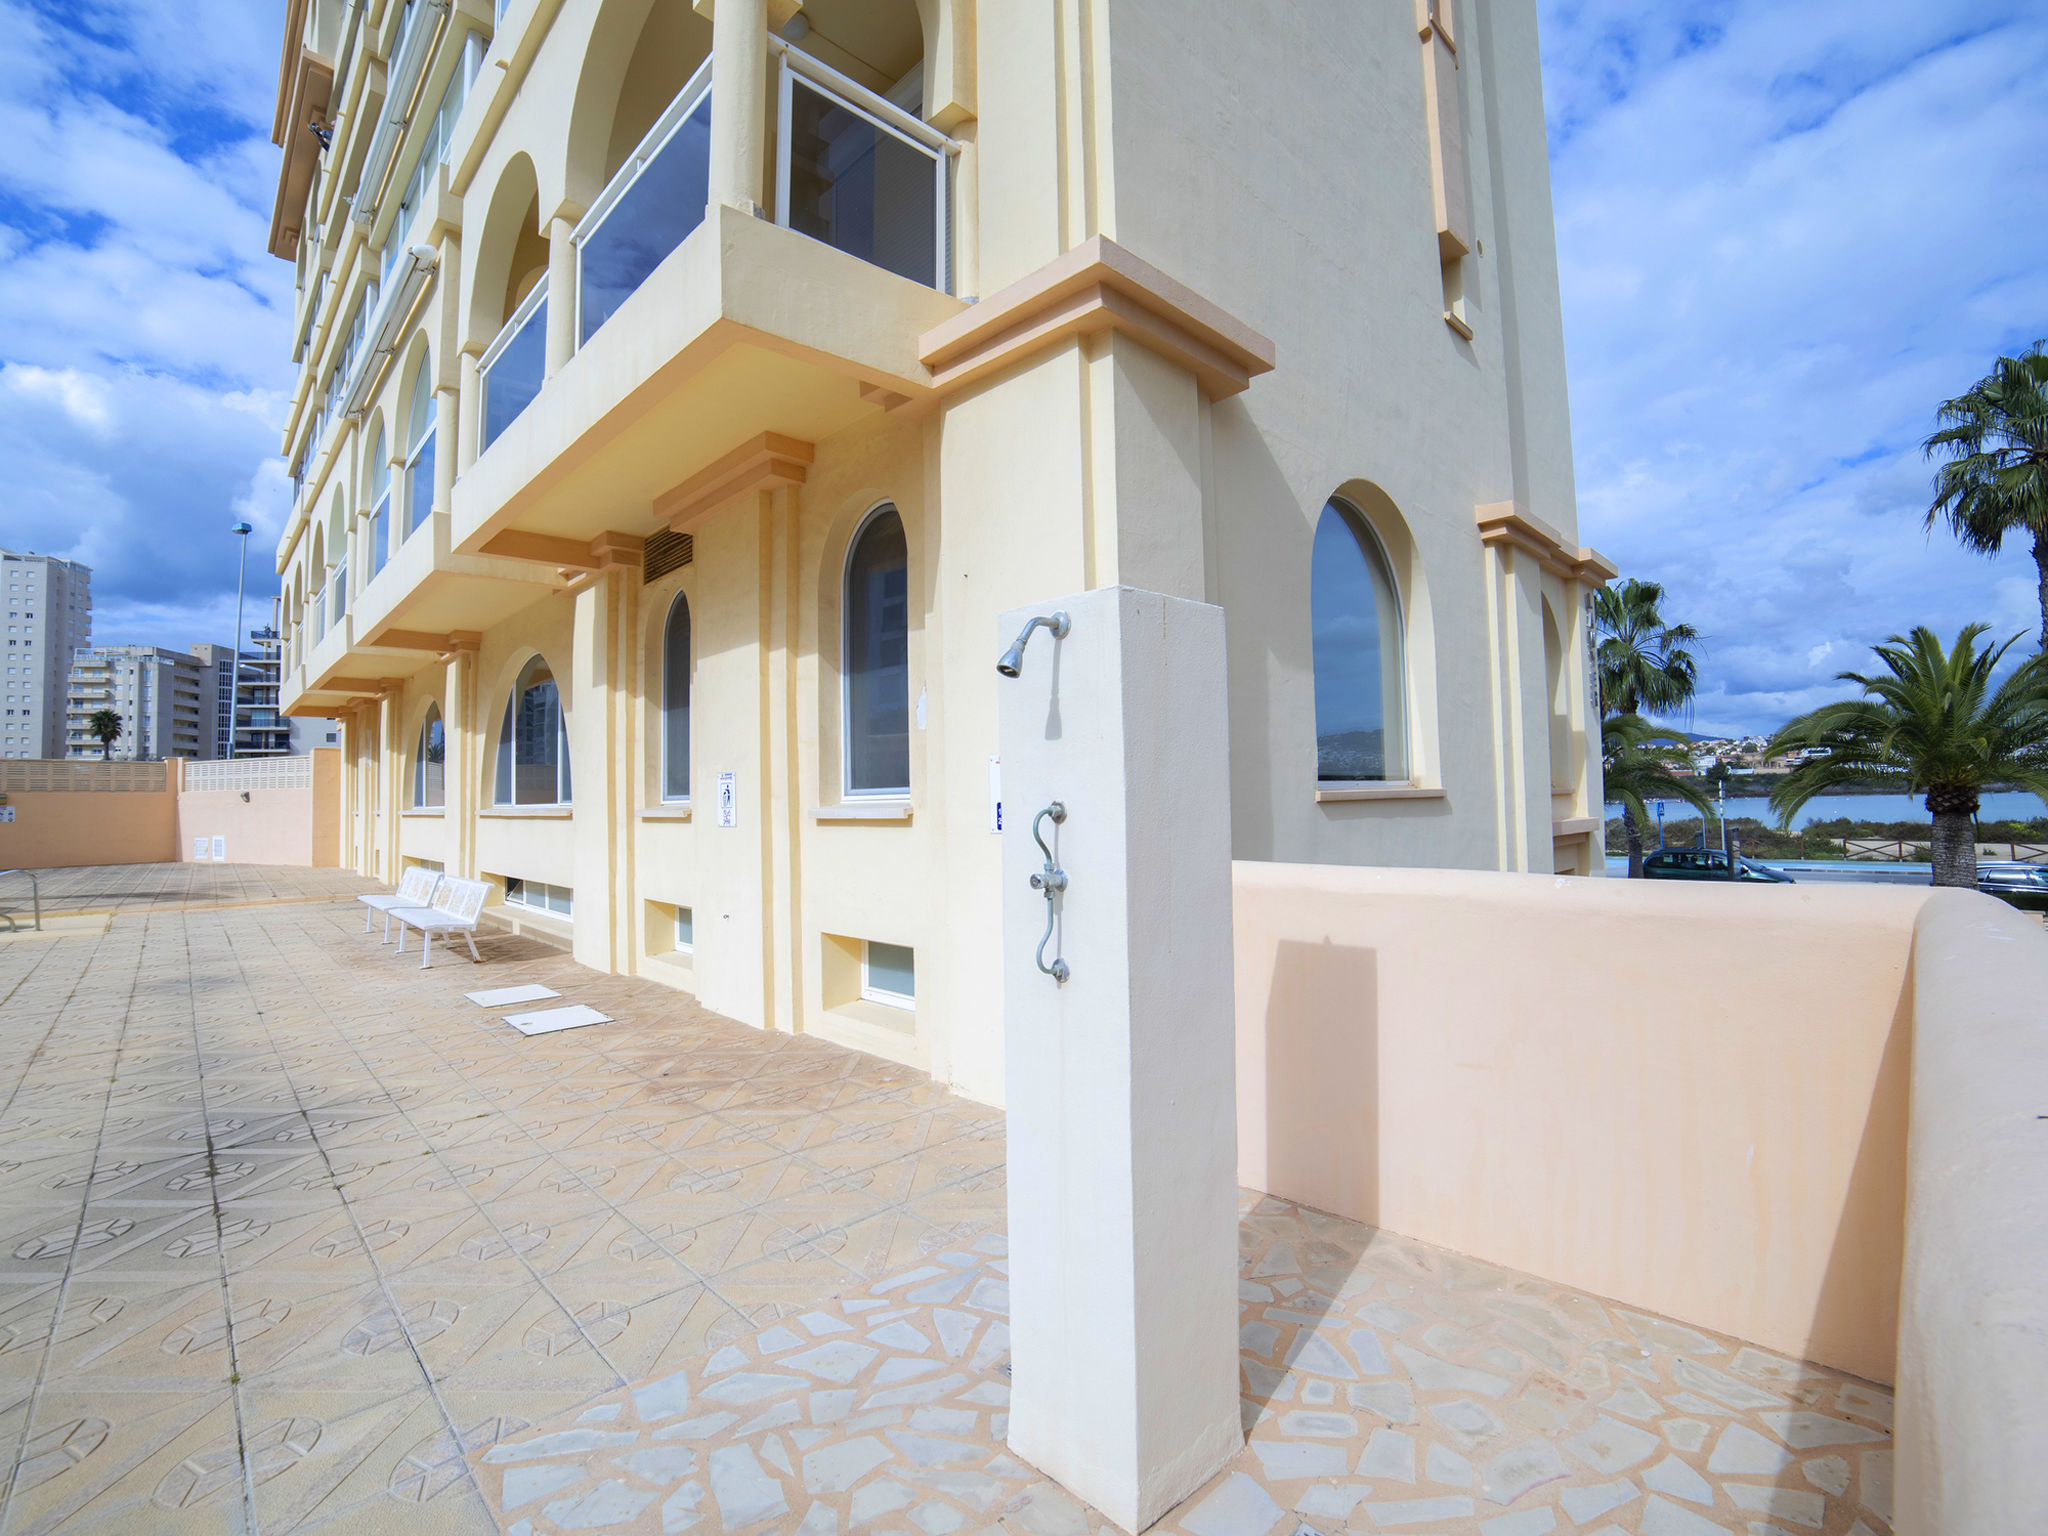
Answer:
[386,877,491,968]
[357,866,441,942]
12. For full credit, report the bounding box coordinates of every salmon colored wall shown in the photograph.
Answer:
[0,775,179,868]
[1233,862,1930,1385]
[177,749,343,867]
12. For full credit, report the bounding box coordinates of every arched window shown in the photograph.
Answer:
[843,506,909,795]
[403,358,436,539]
[327,491,347,624]
[366,422,392,577]
[660,592,691,802]
[414,704,445,808]
[1311,498,1407,782]
[494,656,571,805]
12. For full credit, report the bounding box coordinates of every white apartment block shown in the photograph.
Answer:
[65,646,213,762]
[0,548,92,760]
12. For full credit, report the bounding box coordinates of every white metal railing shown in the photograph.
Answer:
[772,39,958,295]
[478,274,548,450]
[573,55,715,349]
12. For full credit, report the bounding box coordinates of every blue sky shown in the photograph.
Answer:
[0,0,2042,734]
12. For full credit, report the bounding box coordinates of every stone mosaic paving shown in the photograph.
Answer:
[474,1197,1895,1536]
[0,882,1002,1533]
[0,871,1897,1535]
[0,861,384,919]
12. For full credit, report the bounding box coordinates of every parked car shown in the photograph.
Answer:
[1975,862,2048,912]
[1641,849,1796,883]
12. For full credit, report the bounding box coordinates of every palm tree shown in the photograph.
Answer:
[1925,341,2048,650]
[1603,713,1711,878]
[1593,578,1703,872]
[86,708,122,761]
[1764,625,2048,887]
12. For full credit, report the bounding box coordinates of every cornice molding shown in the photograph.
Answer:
[653,432,816,533]
[918,236,1275,401]
[1475,502,1616,584]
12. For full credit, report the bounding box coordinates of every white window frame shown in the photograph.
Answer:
[861,939,914,1009]
[840,503,911,800]
[673,905,693,953]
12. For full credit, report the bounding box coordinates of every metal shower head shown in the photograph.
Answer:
[996,611,1070,677]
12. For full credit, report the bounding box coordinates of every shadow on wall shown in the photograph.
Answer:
[1264,939,1380,1227]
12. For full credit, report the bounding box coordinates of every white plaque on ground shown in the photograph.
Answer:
[503,1004,610,1035]
[466,984,560,1007]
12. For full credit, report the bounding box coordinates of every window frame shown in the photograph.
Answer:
[402,359,436,539]
[493,655,572,807]
[1311,496,1411,787]
[659,590,692,804]
[840,503,912,800]
[860,939,915,1009]
[413,703,445,808]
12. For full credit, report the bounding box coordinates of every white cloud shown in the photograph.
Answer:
[1541,0,2048,733]
[0,0,294,655]
[2,362,112,432]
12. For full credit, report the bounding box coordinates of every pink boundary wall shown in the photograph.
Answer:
[175,750,342,868]
[1233,860,1926,1386]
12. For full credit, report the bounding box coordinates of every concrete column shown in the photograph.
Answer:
[456,349,481,474]
[433,386,458,516]
[569,563,636,971]
[444,645,477,878]
[996,585,1241,1533]
[545,216,579,376]
[761,485,802,1034]
[707,0,768,216]
[376,689,399,883]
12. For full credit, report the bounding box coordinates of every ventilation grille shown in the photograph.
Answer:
[183,757,313,793]
[642,529,694,584]
[0,760,167,793]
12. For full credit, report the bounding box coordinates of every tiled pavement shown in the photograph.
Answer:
[0,862,384,920]
[0,871,1894,1535]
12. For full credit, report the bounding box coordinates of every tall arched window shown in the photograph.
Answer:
[1311,498,1408,782]
[844,506,909,795]
[367,421,392,576]
[494,656,571,805]
[403,358,436,538]
[414,704,445,808]
[661,593,691,802]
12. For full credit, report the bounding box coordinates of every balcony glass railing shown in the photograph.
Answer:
[575,58,714,347]
[776,57,949,292]
[479,276,548,450]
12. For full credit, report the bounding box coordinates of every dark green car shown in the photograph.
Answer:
[1642,849,1796,883]
[1976,863,2048,912]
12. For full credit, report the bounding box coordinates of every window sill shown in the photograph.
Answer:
[1553,816,1602,838]
[638,805,692,821]
[1443,309,1474,341]
[479,805,573,819]
[1315,783,1447,803]
[401,807,445,818]
[813,801,913,823]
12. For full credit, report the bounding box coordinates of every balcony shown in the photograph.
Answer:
[324,33,965,676]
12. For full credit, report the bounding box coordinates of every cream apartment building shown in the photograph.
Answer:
[268,0,1607,1103]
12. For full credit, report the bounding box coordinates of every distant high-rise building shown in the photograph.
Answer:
[0,548,92,759]
[65,645,211,761]
[229,626,294,757]
[188,642,238,758]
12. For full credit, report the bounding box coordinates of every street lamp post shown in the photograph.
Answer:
[229,522,253,761]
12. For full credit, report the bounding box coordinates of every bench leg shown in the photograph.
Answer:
[363,905,373,934]
[382,910,395,943]
[420,929,433,970]
[464,930,480,964]
[394,923,406,954]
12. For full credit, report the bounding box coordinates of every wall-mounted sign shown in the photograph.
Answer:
[988,755,1002,833]
[0,807,14,823]
[717,772,737,828]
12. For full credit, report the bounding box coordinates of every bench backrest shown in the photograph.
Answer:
[432,877,491,924]
[394,865,439,905]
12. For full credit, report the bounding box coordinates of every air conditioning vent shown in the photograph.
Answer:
[642,529,694,584]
